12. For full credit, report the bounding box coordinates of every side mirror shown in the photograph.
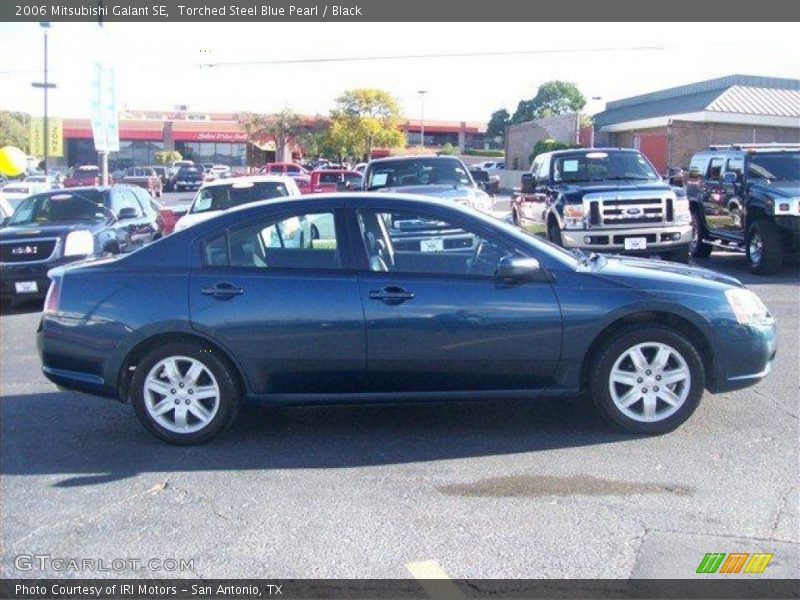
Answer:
[495,256,550,283]
[722,171,738,185]
[117,207,138,220]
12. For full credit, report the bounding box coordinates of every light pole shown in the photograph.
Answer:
[31,22,56,175]
[417,90,427,149]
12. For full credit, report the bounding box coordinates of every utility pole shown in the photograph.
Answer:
[418,90,427,149]
[31,22,56,175]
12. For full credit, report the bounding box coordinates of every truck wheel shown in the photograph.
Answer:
[511,208,520,226]
[747,219,784,275]
[547,220,563,246]
[690,211,713,258]
[131,342,241,445]
[662,246,690,264]
[590,326,705,434]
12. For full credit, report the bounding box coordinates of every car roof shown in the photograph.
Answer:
[542,148,641,158]
[199,174,296,188]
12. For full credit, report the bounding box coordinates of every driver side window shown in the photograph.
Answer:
[357,209,514,277]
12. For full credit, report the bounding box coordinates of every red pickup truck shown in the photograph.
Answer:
[309,169,363,193]
[64,166,112,188]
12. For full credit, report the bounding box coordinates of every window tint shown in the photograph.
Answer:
[688,156,707,177]
[191,181,290,214]
[204,211,340,270]
[727,157,744,178]
[111,189,141,216]
[708,158,725,180]
[357,209,513,277]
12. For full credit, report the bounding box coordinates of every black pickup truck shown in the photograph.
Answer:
[685,144,799,274]
[511,148,692,262]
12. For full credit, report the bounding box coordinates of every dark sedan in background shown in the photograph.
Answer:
[37,194,776,445]
[0,186,162,307]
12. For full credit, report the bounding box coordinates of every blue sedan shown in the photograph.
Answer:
[37,194,777,444]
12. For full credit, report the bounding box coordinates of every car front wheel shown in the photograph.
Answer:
[746,219,784,275]
[590,326,705,434]
[131,342,241,444]
[690,211,713,258]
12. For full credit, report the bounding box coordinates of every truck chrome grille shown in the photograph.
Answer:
[584,193,672,229]
[0,238,59,264]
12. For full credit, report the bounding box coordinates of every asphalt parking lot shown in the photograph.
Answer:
[0,206,797,580]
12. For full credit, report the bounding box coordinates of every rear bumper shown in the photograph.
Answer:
[561,224,692,252]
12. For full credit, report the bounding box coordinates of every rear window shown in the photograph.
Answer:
[190,181,291,214]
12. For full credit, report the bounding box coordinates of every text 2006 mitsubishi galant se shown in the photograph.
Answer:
[38,194,776,444]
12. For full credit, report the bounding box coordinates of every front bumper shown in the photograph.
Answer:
[0,257,81,299]
[560,224,692,252]
[709,319,777,393]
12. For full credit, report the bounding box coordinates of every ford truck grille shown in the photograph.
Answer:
[587,196,673,228]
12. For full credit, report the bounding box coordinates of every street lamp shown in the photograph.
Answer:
[417,90,427,149]
[31,22,56,175]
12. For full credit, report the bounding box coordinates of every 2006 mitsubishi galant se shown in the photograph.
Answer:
[38,194,777,444]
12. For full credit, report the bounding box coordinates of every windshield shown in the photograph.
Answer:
[367,158,473,190]
[178,167,201,176]
[748,152,800,181]
[8,190,109,225]
[552,151,660,183]
[318,172,362,185]
[191,181,291,214]
[74,167,100,176]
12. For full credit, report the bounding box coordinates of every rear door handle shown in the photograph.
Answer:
[369,285,415,305]
[201,283,244,299]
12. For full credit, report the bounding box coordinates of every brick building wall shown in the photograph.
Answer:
[505,113,579,170]
[606,120,800,170]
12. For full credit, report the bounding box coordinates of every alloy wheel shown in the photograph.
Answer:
[748,232,763,266]
[608,342,691,423]
[144,356,220,433]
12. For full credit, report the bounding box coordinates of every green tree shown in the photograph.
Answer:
[238,109,303,162]
[0,111,29,151]
[511,81,586,124]
[486,109,510,145]
[328,89,404,159]
[438,143,458,156]
[154,150,183,165]
[528,138,581,164]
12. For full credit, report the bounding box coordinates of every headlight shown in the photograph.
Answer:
[563,204,585,229]
[63,230,94,257]
[725,288,770,325]
[674,197,691,224]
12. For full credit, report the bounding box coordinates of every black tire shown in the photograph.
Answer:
[690,210,713,258]
[589,326,705,435]
[511,208,520,227]
[661,245,690,264]
[130,342,242,445]
[746,219,784,275]
[547,219,563,246]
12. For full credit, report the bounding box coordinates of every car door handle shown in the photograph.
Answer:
[368,286,415,304]
[201,283,244,299]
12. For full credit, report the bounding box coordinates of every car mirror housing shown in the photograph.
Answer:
[495,256,551,283]
[117,207,139,220]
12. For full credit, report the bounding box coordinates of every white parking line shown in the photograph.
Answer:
[406,560,465,599]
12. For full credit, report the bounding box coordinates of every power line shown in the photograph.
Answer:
[200,45,666,69]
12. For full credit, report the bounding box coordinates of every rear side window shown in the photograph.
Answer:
[727,157,744,177]
[688,156,707,178]
[202,211,340,270]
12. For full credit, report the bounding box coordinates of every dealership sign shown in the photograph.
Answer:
[174,131,249,142]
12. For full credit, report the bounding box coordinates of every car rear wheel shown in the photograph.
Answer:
[746,219,784,275]
[590,326,704,434]
[131,342,241,444]
[547,219,563,246]
[511,208,520,226]
[690,211,713,258]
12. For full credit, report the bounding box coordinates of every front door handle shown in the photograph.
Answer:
[368,285,415,305]
[201,282,244,299]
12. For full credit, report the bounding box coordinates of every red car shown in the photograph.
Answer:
[64,166,112,188]
[259,162,311,194]
[150,197,188,235]
[309,169,363,194]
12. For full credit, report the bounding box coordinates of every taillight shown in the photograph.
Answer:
[44,277,62,314]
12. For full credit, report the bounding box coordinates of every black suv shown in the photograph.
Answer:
[0,185,162,306]
[686,144,800,274]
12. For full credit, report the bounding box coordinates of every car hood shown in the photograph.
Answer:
[750,180,800,198]
[558,180,670,195]
[175,211,220,231]
[587,254,742,293]
[377,184,480,200]
[0,222,102,240]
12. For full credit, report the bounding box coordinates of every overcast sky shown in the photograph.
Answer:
[0,22,796,123]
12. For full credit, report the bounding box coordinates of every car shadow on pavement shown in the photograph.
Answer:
[0,391,633,486]
[691,253,799,286]
[0,300,43,316]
